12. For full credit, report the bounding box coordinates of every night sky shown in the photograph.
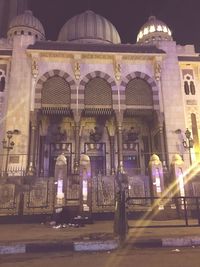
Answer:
[29,0,200,51]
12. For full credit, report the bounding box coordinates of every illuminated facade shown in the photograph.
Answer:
[0,2,200,215]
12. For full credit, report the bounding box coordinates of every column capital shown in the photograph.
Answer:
[106,118,116,137]
[73,110,82,123]
[115,111,124,124]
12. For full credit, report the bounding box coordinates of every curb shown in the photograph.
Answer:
[0,244,26,255]
[0,239,119,255]
[74,240,119,251]
[130,236,200,248]
[162,237,200,247]
[1,237,200,255]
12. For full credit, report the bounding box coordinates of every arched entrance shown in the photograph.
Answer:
[33,70,76,177]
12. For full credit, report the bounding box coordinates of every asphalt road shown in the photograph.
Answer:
[1,247,200,267]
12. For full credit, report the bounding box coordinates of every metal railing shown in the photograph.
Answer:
[0,153,27,177]
[126,196,200,227]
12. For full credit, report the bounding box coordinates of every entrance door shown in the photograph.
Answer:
[84,143,106,177]
[90,156,105,176]
[123,155,139,176]
[123,142,140,176]
[39,142,72,177]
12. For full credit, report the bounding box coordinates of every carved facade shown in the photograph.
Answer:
[0,6,200,214]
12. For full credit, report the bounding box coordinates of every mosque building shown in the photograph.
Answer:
[0,0,200,217]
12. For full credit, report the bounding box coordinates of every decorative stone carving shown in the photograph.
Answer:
[73,60,81,80]
[47,124,67,143]
[89,126,102,142]
[32,58,39,79]
[122,126,139,143]
[114,60,121,81]
[154,61,161,81]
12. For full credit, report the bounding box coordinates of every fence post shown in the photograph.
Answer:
[183,197,188,226]
[196,197,200,226]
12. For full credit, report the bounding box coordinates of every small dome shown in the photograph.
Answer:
[8,10,45,40]
[58,10,121,44]
[171,154,183,164]
[137,16,172,44]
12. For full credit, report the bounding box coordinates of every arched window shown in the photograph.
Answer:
[125,78,153,106]
[41,75,71,107]
[184,81,189,95]
[85,77,112,107]
[0,70,6,92]
[190,81,195,95]
[183,74,195,95]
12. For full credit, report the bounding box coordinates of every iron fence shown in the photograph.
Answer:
[0,154,27,177]
[126,196,200,227]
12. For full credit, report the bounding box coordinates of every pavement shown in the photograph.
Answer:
[1,219,200,255]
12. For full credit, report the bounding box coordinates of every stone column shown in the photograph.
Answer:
[27,111,38,175]
[110,136,115,175]
[106,118,116,175]
[114,112,128,242]
[159,125,166,164]
[156,111,166,166]
[73,111,81,174]
[116,112,124,172]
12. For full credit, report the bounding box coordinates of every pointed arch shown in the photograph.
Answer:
[34,69,76,110]
[120,71,159,110]
[78,71,117,110]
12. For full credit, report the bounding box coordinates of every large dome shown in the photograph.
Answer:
[8,10,45,40]
[58,10,121,44]
[137,16,172,44]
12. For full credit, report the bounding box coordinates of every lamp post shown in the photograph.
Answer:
[114,166,128,242]
[2,130,16,176]
[183,128,194,165]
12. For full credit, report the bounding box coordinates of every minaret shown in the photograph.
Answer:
[0,0,28,37]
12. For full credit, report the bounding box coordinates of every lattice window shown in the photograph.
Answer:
[85,78,112,106]
[125,78,153,106]
[41,76,71,107]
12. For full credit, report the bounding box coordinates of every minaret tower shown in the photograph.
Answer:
[0,0,28,37]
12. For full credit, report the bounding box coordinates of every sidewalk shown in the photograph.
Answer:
[1,220,200,254]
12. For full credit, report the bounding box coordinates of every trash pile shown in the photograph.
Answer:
[45,214,92,229]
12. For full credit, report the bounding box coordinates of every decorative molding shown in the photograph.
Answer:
[186,99,197,105]
[40,52,73,58]
[122,55,154,61]
[82,54,113,60]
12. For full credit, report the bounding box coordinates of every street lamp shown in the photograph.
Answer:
[183,128,194,165]
[2,130,19,176]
